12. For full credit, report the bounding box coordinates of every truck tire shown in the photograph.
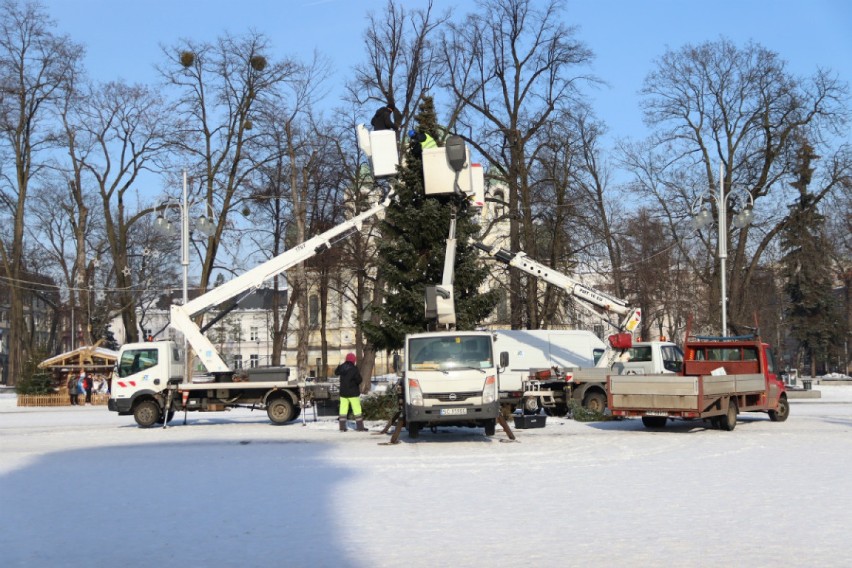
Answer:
[641,416,667,428]
[719,399,738,431]
[134,400,162,428]
[768,394,789,422]
[521,396,540,415]
[158,410,176,425]
[583,391,607,414]
[266,397,296,424]
[407,422,421,439]
[484,418,497,437]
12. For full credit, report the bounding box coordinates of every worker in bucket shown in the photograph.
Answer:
[408,128,437,158]
[335,353,367,432]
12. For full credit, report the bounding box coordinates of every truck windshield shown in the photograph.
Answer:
[409,336,492,371]
[118,349,159,377]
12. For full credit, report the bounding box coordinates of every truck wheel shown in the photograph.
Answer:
[521,396,540,415]
[158,410,176,425]
[641,416,667,428]
[769,395,789,422]
[484,418,497,437]
[134,400,162,428]
[719,399,738,431]
[583,392,607,414]
[407,422,420,439]
[267,397,296,424]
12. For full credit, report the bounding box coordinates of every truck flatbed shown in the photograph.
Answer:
[609,373,766,412]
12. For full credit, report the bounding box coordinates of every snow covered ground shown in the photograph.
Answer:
[2,387,851,567]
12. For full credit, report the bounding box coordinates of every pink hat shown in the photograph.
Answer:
[345,353,356,363]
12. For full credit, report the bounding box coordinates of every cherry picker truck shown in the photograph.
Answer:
[109,122,403,428]
[475,242,683,416]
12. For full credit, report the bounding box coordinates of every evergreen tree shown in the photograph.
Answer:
[364,97,498,351]
[781,139,845,374]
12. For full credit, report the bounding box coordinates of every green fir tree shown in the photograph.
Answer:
[780,139,845,374]
[363,96,498,352]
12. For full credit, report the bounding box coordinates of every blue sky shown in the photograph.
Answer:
[42,0,851,149]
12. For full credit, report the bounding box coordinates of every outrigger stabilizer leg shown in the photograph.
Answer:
[497,414,516,441]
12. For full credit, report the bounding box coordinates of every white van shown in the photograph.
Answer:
[493,329,605,394]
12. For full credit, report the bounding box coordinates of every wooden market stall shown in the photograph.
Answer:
[20,344,118,406]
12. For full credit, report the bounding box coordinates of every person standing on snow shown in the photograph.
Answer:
[335,353,367,432]
[77,373,88,405]
[67,373,79,405]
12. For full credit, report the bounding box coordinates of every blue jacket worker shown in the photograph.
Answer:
[335,353,367,432]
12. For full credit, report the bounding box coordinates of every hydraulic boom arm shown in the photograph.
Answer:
[170,193,393,374]
[475,242,642,368]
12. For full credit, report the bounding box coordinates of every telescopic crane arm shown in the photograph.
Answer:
[170,193,393,374]
[475,242,642,368]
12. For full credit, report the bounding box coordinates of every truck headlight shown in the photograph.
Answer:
[482,375,497,404]
[408,378,424,406]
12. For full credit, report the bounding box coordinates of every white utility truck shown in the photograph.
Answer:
[475,242,683,415]
[394,134,507,439]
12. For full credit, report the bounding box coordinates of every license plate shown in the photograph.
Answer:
[440,408,468,416]
[644,411,668,417]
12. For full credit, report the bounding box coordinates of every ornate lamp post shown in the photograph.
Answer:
[691,163,755,337]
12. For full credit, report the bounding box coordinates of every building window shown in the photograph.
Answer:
[250,354,259,368]
[233,354,243,369]
[309,294,319,326]
[493,189,506,218]
[250,326,259,341]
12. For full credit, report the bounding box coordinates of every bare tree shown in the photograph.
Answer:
[442,0,594,328]
[159,32,300,304]
[348,0,449,133]
[0,0,83,383]
[243,50,336,378]
[624,38,850,335]
[60,80,173,343]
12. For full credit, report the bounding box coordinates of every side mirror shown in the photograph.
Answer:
[499,351,509,368]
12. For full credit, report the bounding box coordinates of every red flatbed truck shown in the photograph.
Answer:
[608,335,789,430]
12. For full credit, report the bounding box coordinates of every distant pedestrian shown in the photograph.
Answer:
[335,353,367,432]
[83,372,93,405]
[77,373,88,406]
[67,374,79,405]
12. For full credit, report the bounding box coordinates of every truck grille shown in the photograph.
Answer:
[428,391,480,402]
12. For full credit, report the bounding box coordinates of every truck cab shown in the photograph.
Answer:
[615,341,684,375]
[108,341,184,416]
[403,331,504,438]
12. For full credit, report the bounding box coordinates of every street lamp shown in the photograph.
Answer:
[691,163,755,337]
[154,171,217,379]
[155,171,217,309]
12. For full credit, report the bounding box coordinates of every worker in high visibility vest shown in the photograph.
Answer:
[409,129,437,158]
